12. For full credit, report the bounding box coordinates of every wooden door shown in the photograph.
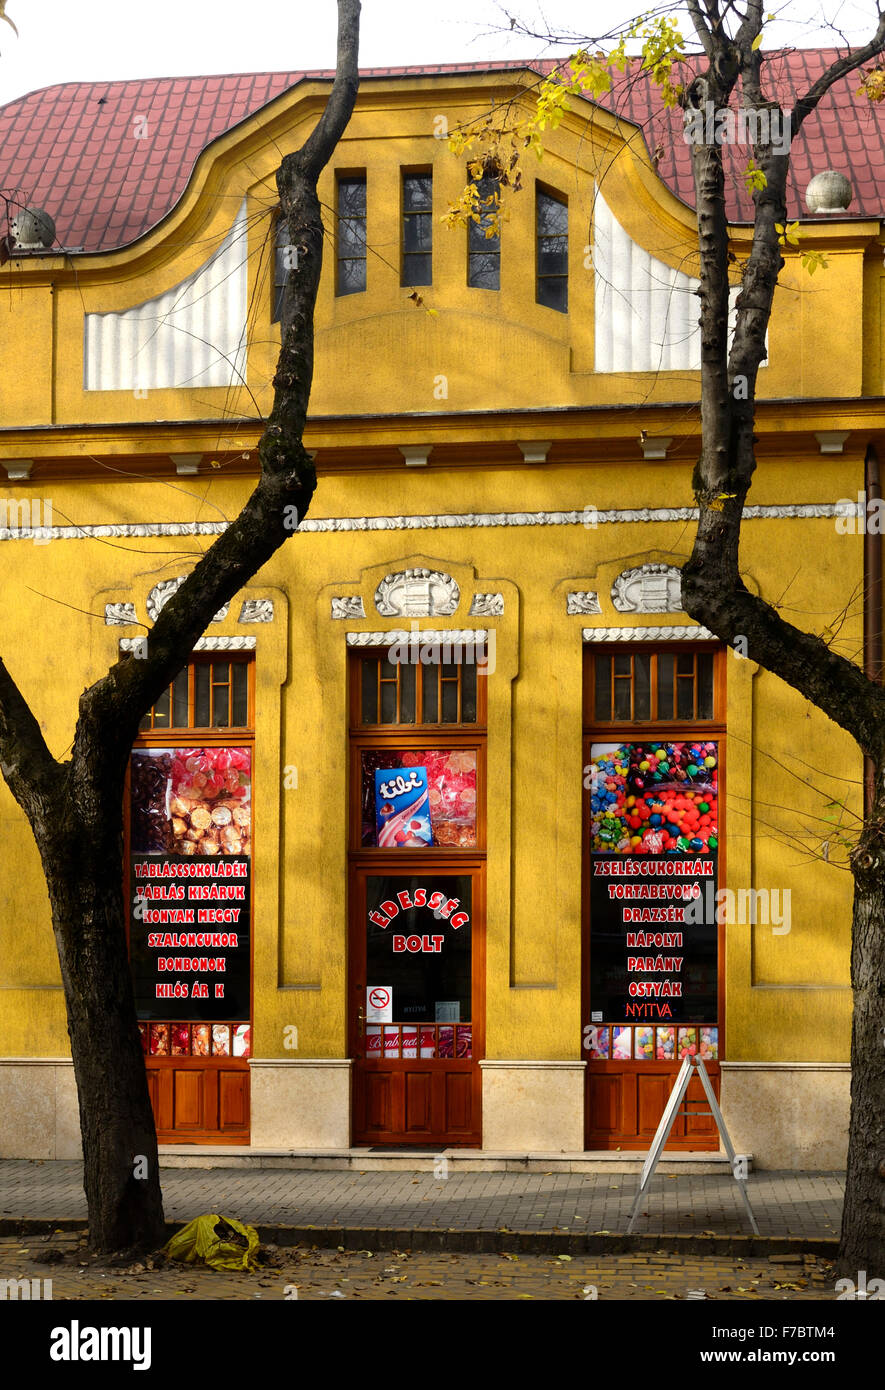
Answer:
[350,865,484,1146]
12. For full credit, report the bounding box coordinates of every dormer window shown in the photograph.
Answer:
[402,172,433,287]
[467,173,501,290]
[536,187,568,313]
[337,174,368,295]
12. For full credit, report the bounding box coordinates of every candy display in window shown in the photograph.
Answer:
[438,1025,455,1058]
[171,1023,190,1056]
[635,1025,654,1060]
[211,1024,230,1056]
[700,1026,719,1060]
[361,749,476,848]
[138,1022,149,1053]
[232,1024,251,1058]
[192,1023,211,1057]
[130,746,251,858]
[131,752,174,854]
[149,1023,169,1056]
[169,748,251,856]
[375,765,432,847]
[678,1026,698,1058]
[586,1025,610,1059]
[656,1026,676,1060]
[612,1025,632,1060]
[589,741,718,854]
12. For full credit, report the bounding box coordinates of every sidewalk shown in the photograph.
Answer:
[0,1160,843,1253]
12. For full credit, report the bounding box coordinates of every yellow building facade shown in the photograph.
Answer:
[0,67,875,1166]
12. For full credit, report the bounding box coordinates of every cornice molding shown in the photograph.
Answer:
[0,501,848,544]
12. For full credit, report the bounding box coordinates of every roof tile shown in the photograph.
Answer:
[0,54,882,253]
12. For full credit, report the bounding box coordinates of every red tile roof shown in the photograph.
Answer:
[0,52,882,253]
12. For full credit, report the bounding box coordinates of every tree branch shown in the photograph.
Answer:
[298,0,362,179]
[0,656,62,808]
[686,0,715,59]
[793,14,885,131]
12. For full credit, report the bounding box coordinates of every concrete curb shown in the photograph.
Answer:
[0,1217,838,1259]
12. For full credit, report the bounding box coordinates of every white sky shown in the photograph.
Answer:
[0,0,882,105]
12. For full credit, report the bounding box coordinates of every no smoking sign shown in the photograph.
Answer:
[366,985,392,1023]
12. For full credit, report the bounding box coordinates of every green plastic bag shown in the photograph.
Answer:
[164,1214,260,1272]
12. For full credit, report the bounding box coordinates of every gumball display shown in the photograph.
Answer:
[589,740,718,854]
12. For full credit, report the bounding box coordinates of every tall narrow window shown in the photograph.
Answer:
[337,175,367,296]
[467,174,501,290]
[402,172,432,286]
[536,187,568,312]
[272,214,293,323]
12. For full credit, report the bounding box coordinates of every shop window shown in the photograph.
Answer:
[272,213,293,323]
[467,173,501,290]
[536,186,568,312]
[337,174,367,296]
[128,655,255,1139]
[583,644,725,1148]
[402,171,433,286]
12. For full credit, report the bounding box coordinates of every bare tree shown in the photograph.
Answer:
[677,0,885,1277]
[0,0,361,1253]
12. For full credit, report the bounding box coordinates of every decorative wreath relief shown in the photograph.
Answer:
[146,577,228,624]
[374,568,460,618]
[611,564,683,614]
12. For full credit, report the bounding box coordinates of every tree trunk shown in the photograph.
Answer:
[38,806,164,1252]
[839,803,885,1279]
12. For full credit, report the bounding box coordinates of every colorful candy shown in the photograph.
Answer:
[589,740,718,854]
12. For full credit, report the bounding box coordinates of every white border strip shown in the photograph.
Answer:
[346,629,488,646]
[583,625,714,642]
[0,502,847,543]
[119,635,256,651]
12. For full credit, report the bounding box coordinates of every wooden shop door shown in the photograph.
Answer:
[350,866,484,1146]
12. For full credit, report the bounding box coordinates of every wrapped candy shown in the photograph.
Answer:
[169,748,251,857]
[192,1023,210,1057]
[211,1024,230,1056]
[130,752,173,853]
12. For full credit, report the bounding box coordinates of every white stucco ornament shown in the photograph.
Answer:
[146,577,228,624]
[374,568,460,617]
[611,564,683,614]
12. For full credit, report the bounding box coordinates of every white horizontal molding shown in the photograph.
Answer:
[346,629,488,646]
[119,635,256,652]
[84,200,249,391]
[0,503,845,543]
[583,624,714,642]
